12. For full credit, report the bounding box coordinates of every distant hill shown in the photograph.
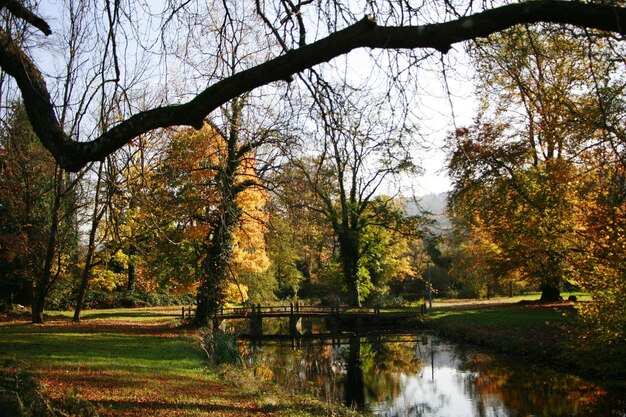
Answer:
[404,192,451,233]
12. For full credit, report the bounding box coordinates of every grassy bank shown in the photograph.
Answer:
[0,307,360,417]
[428,302,577,362]
[425,295,625,387]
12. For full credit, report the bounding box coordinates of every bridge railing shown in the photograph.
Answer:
[217,303,341,318]
[182,303,425,320]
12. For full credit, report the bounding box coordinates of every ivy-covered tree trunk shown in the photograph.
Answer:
[194,218,236,327]
[338,228,361,307]
[193,98,245,327]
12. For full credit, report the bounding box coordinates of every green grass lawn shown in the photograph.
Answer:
[0,307,361,417]
[431,291,592,307]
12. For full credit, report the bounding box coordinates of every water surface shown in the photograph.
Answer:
[240,332,625,416]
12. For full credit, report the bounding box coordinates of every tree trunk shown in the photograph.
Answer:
[31,168,62,324]
[127,243,136,291]
[194,98,245,327]
[194,215,235,327]
[539,283,561,302]
[74,163,104,322]
[338,229,361,307]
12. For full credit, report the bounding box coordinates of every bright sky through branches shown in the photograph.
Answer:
[33,0,475,197]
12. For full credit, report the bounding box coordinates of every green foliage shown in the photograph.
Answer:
[266,216,304,300]
[239,271,276,304]
[0,104,56,307]
[45,287,194,311]
[360,198,420,297]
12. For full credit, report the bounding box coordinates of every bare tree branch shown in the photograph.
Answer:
[0,0,51,35]
[1,0,626,171]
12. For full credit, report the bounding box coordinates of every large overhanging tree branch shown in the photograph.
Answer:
[1,0,626,172]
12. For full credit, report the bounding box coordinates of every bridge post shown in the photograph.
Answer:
[327,304,340,333]
[250,303,263,336]
[289,304,302,336]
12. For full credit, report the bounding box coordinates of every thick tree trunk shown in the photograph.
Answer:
[31,296,45,324]
[194,209,237,327]
[343,256,361,307]
[539,283,561,302]
[338,229,361,307]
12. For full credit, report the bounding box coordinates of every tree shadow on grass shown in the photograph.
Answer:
[97,399,266,415]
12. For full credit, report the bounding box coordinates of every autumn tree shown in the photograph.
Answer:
[447,25,624,301]
[573,154,626,377]
[280,85,419,306]
[266,163,336,300]
[0,103,82,322]
[149,120,271,323]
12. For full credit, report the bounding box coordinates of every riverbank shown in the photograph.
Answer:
[428,300,576,361]
[425,297,626,389]
[0,307,361,417]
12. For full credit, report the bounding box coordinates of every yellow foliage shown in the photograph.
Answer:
[168,124,271,277]
[232,185,270,275]
[51,253,78,282]
[90,267,125,291]
[224,281,248,304]
[112,249,129,269]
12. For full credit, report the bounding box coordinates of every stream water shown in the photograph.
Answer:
[238,326,625,416]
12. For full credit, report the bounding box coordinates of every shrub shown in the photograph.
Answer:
[64,290,195,310]
[201,331,242,366]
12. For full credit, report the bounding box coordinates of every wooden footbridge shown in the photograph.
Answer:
[182,302,426,336]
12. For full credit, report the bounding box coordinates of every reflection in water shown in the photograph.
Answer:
[346,335,365,407]
[240,332,625,417]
